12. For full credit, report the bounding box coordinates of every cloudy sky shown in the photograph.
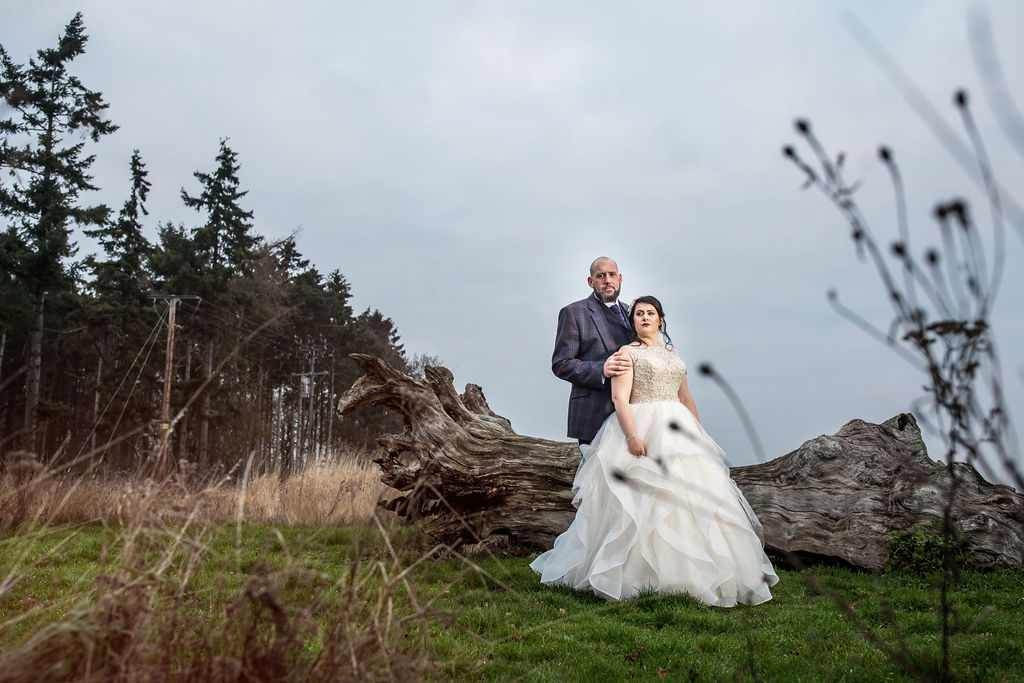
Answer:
[5,1,1024,484]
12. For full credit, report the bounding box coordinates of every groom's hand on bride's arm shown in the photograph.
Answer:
[603,350,632,378]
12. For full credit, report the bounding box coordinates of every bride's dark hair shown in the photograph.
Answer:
[628,295,673,348]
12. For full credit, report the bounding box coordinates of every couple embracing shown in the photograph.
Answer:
[530,257,779,606]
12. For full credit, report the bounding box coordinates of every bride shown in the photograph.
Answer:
[531,295,779,606]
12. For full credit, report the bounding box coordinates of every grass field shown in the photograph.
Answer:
[1,460,1022,681]
[2,520,1022,681]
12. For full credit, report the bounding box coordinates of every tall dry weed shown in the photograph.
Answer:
[0,451,437,682]
[1,449,388,529]
[217,458,389,527]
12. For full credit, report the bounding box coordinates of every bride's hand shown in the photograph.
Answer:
[627,436,646,457]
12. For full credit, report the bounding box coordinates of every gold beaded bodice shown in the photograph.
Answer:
[625,345,686,404]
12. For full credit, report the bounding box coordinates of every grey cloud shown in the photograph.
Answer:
[4,0,1023,484]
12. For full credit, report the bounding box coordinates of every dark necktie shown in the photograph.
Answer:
[612,304,627,328]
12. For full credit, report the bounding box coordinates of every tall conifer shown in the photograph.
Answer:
[0,13,117,450]
[86,149,152,308]
[181,139,258,285]
[178,139,259,469]
[82,151,154,464]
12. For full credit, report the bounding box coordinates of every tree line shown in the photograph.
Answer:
[0,13,417,476]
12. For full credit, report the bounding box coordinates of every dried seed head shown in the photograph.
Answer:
[949,200,968,225]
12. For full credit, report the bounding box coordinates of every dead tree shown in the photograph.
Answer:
[338,354,1023,568]
[731,413,1023,570]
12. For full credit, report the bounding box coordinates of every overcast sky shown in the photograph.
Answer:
[5,1,1024,485]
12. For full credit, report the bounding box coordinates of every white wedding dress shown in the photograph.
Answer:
[531,344,778,605]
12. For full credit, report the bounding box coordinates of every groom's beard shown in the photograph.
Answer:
[594,286,620,303]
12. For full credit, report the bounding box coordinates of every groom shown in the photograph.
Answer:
[552,256,633,446]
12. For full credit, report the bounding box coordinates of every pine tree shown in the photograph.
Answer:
[181,139,258,285]
[0,230,32,441]
[0,13,118,451]
[82,150,155,466]
[151,222,204,295]
[85,149,152,309]
[178,139,260,470]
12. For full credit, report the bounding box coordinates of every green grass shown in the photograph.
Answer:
[418,558,1024,681]
[2,524,1022,681]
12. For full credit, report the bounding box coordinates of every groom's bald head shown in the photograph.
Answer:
[589,256,618,276]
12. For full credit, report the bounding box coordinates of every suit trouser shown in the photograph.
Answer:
[576,442,592,475]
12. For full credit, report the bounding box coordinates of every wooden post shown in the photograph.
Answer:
[326,362,334,459]
[23,292,44,452]
[91,355,102,458]
[307,345,316,465]
[179,336,191,464]
[158,298,178,480]
[199,344,212,473]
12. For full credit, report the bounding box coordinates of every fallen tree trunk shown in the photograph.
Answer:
[731,414,1024,570]
[338,354,1024,569]
[337,354,579,550]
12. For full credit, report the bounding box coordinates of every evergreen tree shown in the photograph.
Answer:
[85,149,152,308]
[150,222,204,295]
[181,139,258,285]
[82,150,156,467]
[0,230,32,443]
[0,13,117,450]
[177,139,260,470]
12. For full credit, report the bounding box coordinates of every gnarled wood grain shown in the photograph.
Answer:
[338,354,1024,568]
[731,413,1024,570]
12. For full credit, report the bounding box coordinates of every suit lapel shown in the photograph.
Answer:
[587,294,622,354]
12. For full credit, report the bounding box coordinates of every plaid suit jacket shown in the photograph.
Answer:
[552,293,633,443]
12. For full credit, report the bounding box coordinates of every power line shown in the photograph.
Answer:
[100,311,165,468]
[73,308,167,465]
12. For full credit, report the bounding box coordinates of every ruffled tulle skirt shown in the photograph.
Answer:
[531,401,778,605]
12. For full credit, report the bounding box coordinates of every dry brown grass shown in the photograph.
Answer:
[220,458,390,527]
[0,449,390,529]
[0,448,439,682]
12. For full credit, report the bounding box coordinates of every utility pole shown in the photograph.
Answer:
[326,362,335,456]
[158,298,177,480]
[293,335,328,466]
[153,295,199,480]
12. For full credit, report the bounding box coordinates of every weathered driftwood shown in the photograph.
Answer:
[338,354,579,550]
[731,413,1024,570]
[338,354,1024,569]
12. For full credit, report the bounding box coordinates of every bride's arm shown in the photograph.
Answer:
[612,358,645,457]
[678,371,700,423]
